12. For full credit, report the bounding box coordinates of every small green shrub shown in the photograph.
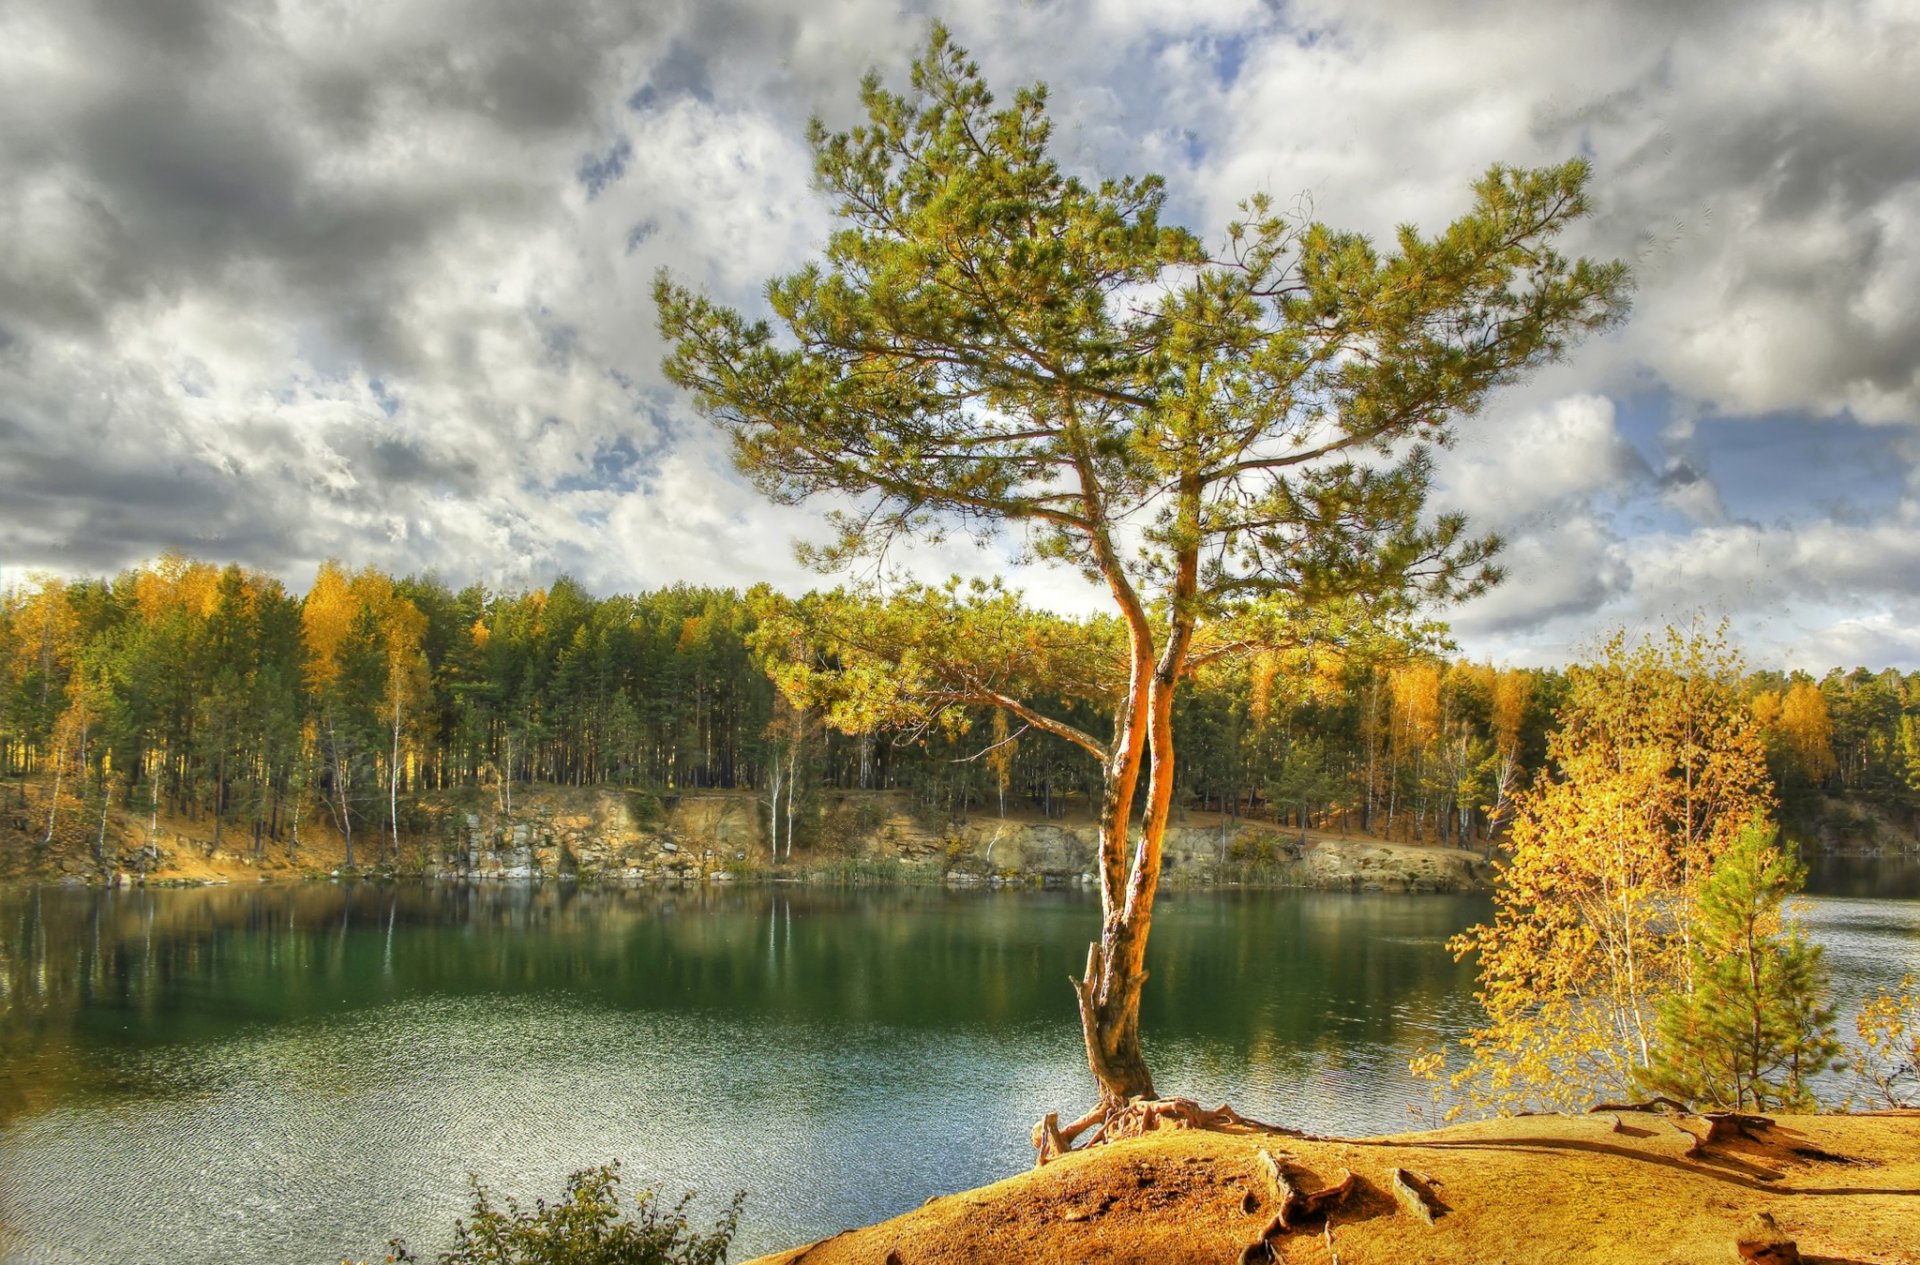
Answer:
[623,790,663,831]
[387,1162,742,1265]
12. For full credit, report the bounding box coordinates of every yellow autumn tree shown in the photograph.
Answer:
[12,577,80,839]
[1387,660,1443,839]
[1422,623,1773,1115]
[1480,666,1534,840]
[300,561,419,867]
[1853,975,1920,1108]
[1778,679,1838,783]
[379,594,429,863]
[1490,667,1532,758]
[300,561,357,696]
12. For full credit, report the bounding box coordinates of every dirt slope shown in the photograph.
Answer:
[748,1112,1920,1265]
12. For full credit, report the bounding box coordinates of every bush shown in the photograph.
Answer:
[623,790,663,831]
[1853,975,1920,1108]
[386,1162,743,1265]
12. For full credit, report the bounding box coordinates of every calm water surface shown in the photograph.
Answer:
[0,865,1916,1264]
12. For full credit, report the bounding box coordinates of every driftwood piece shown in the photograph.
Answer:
[782,1228,851,1264]
[1390,1168,1438,1226]
[1734,1211,1801,1264]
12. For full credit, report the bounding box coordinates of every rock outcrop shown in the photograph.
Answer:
[421,787,1491,892]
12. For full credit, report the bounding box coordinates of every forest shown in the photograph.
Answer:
[1,553,1911,865]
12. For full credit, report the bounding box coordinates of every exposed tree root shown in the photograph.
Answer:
[1300,1168,1356,1220]
[1031,1097,1296,1167]
[1031,1105,1109,1166]
[1586,1100,1777,1156]
[1704,1111,1776,1139]
[1254,1148,1300,1232]
[1238,1148,1356,1262]
[1678,1111,1776,1155]
[1390,1167,1440,1226]
[1590,1096,1693,1114]
[1734,1211,1801,1264]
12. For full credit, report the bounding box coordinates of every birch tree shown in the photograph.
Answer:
[1428,625,1774,1115]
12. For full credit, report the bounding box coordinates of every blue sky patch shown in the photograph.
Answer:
[576,136,632,200]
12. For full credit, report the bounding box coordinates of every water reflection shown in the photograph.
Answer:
[1803,852,1920,900]
[0,879,1911,1264]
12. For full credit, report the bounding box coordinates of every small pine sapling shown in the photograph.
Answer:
[1641,821,1840,1111]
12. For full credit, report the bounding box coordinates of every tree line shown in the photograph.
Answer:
[0,555,1912,864]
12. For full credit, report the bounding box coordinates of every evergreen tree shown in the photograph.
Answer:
[657,24,1626,1126]
[1642,821,1840,1111]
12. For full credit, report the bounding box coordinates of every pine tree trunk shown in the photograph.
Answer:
[1075,933,1155,1104]
[213,743,226,851]
[1071,579,1190,1108]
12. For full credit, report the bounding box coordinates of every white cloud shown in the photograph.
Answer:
[1449,511,1633,637]
[1435,394,1648,527]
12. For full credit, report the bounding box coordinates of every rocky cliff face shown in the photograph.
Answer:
[431,789,759,881]
[426,788,1491,893]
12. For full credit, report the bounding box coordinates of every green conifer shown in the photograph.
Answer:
[1643,821,1840,1110]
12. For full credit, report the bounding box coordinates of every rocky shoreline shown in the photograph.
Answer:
[5,785,1495,893]
[423,787,1493,894]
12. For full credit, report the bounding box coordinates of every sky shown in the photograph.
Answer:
[1,0,1916,670]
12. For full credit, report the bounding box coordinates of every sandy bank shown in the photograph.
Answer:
[747,1110,1920,1265]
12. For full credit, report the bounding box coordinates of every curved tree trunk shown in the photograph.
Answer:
[1072,511,1197,1109]
[1077,934,1156,1104]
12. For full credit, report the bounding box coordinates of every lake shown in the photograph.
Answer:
[1,863,1916,1263]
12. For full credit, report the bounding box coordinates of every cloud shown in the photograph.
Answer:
[1450,512,1634,636]
[1,0,1917,672]
[1198,0,1920,424]
[1783,610,1920,675]
[1435,394,1649,528]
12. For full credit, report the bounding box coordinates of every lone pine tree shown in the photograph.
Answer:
[656,27,1628,1138]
